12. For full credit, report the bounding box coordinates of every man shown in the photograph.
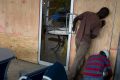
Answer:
[82,50,112,80]
[69,7,110,80]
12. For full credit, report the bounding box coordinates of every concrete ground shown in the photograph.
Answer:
[7,59,83,80]
[7,59,45,80]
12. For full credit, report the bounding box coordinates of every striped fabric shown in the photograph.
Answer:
[83,55,112,77]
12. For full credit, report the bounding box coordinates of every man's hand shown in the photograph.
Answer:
[101,20,106,28]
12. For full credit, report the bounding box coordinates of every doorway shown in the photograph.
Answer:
[38,0,74,69]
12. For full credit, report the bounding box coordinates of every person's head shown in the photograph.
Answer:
[100,50,109,58]
[97,7,109,19]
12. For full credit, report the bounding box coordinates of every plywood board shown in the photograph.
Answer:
[0,0,40,63]
[69,0,117,69]
[0,33,38,63]
[5,0,39,37]
[75,0,116,53]
[110,0,120,70]
[0,0,6,33]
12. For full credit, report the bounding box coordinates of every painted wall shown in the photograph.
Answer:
[69,0,120,76]
[0,0,39,63]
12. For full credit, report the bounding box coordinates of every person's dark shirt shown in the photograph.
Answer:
[73,11,103,48]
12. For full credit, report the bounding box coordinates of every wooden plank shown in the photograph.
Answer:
[0,0,6,33]
[6,0,39,37]
[75,0,116,53]
[0,0,40,63]
[0,33,38,63]
[110,0,120,71]
[69,0,117,69]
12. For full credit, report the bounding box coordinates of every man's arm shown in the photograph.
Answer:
[104,60,113,78]
[90,26,101,39]
[90,21,103,39]
[72,12,85,31]
[101,20,106,28]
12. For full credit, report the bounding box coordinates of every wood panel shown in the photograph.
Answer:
[0,0,40,63]
[0,0,6,33]
[6,0,39,37]
[74,0,116,53]
[110,0,120,71]
[69,0,118,70]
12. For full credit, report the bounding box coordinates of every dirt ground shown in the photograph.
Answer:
[7,59,45,80]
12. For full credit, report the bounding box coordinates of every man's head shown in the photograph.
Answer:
[100,50,109,58]
[97,7,109,19]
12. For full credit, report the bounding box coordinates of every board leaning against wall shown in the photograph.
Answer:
[0,0,39,63]
[69,0,120,74]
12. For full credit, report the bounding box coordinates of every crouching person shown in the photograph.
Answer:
[82,50,112,80]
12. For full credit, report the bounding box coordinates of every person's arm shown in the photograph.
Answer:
[90,26,101,39]
[72,12,86,31]
[90,21,102,39]
[101,20,106,28]
[90,19,107,39]
[104,60,113,77]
